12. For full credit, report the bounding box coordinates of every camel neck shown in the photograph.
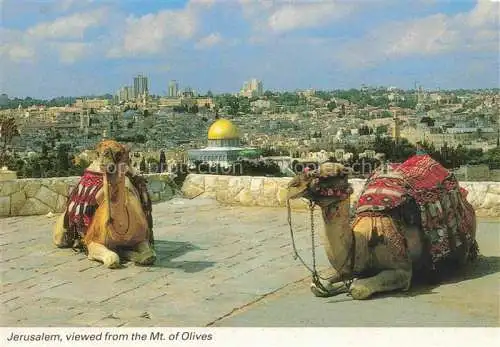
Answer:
[319,198,354,276]
[103,174,127,220]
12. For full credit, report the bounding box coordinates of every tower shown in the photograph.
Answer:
[133,74,149,99]
[168,80,179,98]
[80,110,90,137]
[392,112,401,143]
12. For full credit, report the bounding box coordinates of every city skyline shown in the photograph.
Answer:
[1,0,499,99]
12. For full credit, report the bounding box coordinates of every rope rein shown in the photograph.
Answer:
[287,197,355,293]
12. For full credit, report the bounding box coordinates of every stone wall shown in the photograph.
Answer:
[182,174,500,217]
[0,173,179,217]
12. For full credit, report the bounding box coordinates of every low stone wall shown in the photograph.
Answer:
[0,173,179,217]
[182,174,500,217]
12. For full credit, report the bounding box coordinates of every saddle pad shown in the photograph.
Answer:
[65,169,103,234]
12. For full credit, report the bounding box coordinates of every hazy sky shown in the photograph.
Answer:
[1,0,499,98]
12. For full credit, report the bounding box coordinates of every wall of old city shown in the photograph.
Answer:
[181,174,500,217]
[0,173,178,217]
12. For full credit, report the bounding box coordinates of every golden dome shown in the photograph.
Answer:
[207,119,239,140]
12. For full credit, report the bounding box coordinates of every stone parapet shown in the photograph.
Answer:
[0,173,179,217]
[182,174,500,217]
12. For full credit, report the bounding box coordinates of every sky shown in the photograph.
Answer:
[0,0,499,98]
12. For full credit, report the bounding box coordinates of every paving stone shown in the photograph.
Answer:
[0,199,318,326]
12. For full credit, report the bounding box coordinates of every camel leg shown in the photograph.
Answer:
[119,241,156,266]
[349,268,412,300]
[87,242,121,269]
[310,268,350,297]
[53,214,71,248]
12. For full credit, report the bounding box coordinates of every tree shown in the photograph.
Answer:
[159,150,166,172]
[376,125,389,135]
[139,157,147,172]
[0,117,20,166]
[327,101,337,111]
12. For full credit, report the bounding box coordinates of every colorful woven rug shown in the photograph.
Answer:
[64,169,104,235]
[356,154,475,264]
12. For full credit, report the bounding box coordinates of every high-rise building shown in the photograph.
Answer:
[117,86,133,102]
[239,78,263,97]
[133,74,149,98]
[168,80,179,97]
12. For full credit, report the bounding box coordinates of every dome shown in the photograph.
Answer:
[207,119,239,140]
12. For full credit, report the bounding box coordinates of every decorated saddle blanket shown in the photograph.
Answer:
[356,154,475,264]
[63,169,154,240]
[64,169,104,235]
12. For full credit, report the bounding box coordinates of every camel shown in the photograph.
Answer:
[53,140,156,268]
[286,156,478,300]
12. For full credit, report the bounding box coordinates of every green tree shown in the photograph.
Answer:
[0,117,20,165]
[327,101,337,111]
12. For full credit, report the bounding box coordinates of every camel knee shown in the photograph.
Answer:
[349,268,412,300]
[87,242,121,269]
[53,214,70,248]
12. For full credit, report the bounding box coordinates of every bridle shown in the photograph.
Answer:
[287,183,356,296]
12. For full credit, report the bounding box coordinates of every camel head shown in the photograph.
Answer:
[95,140,130,187]
[287,162,353,207]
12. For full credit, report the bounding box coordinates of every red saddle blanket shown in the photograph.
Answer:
[356,154,475,264]
[64,169,104,234]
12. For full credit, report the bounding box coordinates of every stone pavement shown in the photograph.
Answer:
[1,198,499,327]
[0,198,328,327]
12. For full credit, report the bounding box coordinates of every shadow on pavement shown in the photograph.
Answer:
[153,239,216,273]
[377,255,500,300]
[321,256,500,302]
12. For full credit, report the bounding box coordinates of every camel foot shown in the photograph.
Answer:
[134,249,156,266]
[310,281,349,298]
[102,252,121,269]
[349,284,373,300]
[87,242,121,269]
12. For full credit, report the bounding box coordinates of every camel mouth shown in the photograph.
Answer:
[286,174,309,200]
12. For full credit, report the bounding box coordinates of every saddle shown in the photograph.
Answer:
[355,155,475,264]
[63,170,154,249]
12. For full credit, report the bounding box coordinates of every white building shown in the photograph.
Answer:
[168,80,179,97]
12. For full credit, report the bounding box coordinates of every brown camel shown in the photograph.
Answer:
[286,159,477,299]
[53,140,155,268]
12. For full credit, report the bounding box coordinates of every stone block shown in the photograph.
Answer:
[0,196,10,216]
[23,181,42,198]
[0,181,20,197]
[10,191,26,215]
[226,177,247,203]
[249,177,263,198]
[181,175,205,198]
[35,186,60,210]
[236,190,254,206]
[49,180,71,197]
[204,175,218,193]
[18,197,51,215]
[0,169,17,181]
